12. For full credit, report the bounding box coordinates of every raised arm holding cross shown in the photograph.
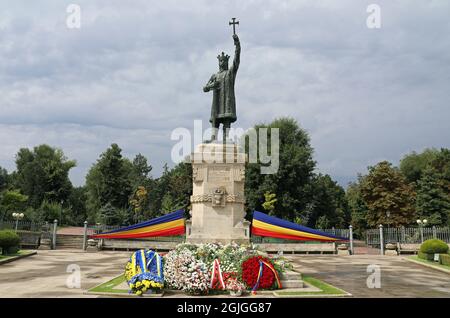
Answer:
[229,17,239,35]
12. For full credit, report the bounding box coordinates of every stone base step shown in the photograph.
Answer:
[280,270,302,280]
[280,279,304,288]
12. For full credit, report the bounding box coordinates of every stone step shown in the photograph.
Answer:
[280,279,304,289]
[280,270,302,281]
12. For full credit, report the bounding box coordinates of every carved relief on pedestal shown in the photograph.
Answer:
[232,167,245,182]
[226,193,245,203]
[190,194,211,203]
[208,166,230,182]
[212,187,226,207]
[191,188,245,206]
[192,166,205,183]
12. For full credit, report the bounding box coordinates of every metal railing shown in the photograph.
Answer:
[366,226,450,247]
[0,220,49,232]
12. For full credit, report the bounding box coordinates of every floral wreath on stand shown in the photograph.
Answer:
[241,255,282,295]
[125,249,164,296]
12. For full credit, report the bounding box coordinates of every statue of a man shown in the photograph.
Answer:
[203,34,240,143]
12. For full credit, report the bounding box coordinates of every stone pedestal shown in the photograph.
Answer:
[385,243,398,256]
[337,244,350,255]
[39,238,52,250]
[186,143,250,244]
[86,239,98,252]
[280,270,304,289]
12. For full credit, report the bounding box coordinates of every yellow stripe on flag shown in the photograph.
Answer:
[105,219,184,236]
[252,219,338,241]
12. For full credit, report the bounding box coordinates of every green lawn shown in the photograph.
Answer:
[0,250,34,261]
[89,274,129,294]
[409,255,450,271]
[89,273,348,297]
[275,275,348,296]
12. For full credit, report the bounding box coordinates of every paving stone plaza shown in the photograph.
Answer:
[0,250,449,298]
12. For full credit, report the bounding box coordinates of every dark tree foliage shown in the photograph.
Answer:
[360,161,416,227]
[14,145,75,209]
[244,117,316,222]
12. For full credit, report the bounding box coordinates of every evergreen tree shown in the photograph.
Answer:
[85,144,133,222]
[415,149,450,226]
[99,203,126,226]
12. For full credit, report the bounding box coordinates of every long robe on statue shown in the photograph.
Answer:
[206,40,240,125]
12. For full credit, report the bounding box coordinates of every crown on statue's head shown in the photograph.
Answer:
[217,52,230,63]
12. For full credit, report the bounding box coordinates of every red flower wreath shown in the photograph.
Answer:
[241,256,275,289]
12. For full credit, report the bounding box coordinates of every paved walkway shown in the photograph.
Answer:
[0,251,449,297]
[287,254,450,297]
[0,250,130,297]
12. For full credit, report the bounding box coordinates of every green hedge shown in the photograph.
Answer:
[440,254,450,266]
[0,230,20,255]
[419,239,449,254]
[418,251,435,261]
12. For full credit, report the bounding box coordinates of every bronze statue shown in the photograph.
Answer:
[203,19,240,143]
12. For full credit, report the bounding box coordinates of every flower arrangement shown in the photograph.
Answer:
[241,255,276,290]
[125,249,164,296]
[129,276,164,296]
[122,243,287,296]
[164,247,210,295]
[226,277,246,296]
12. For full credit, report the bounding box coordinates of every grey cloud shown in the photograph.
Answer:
[0,0,449,186]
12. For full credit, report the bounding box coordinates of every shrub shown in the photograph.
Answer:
[0,230,20,255]
[440,254,450,266]
[418,251,434,261]
[419,239,449,254]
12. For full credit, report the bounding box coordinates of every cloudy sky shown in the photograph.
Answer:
[0,0,449,187]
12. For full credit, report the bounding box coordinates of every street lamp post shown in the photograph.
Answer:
[386,211,391,229]
[416,219,428,243]
[12,212,25,232]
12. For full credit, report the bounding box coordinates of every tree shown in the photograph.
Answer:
[99,203,126,226]
[14,144,76,208]
[66,186,88,226]
[346,177,368,238]
[262,192,277,215]
[35,200,64,223]
[399,148,439,184]
[129,186,148,222]
[416,167,450,225]
[150,162,192,217]
[244,117,316,222]
[414,149,450,226]
[85,144,133,223]
[0,190,28,221]
[308,174,350,228]
[0,166,9,192]
[360,161,416,227]
[161,193,179,214]
[129,154,153,189]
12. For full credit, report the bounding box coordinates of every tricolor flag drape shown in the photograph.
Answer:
[91,209,185,239]
[252,211,347,242]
